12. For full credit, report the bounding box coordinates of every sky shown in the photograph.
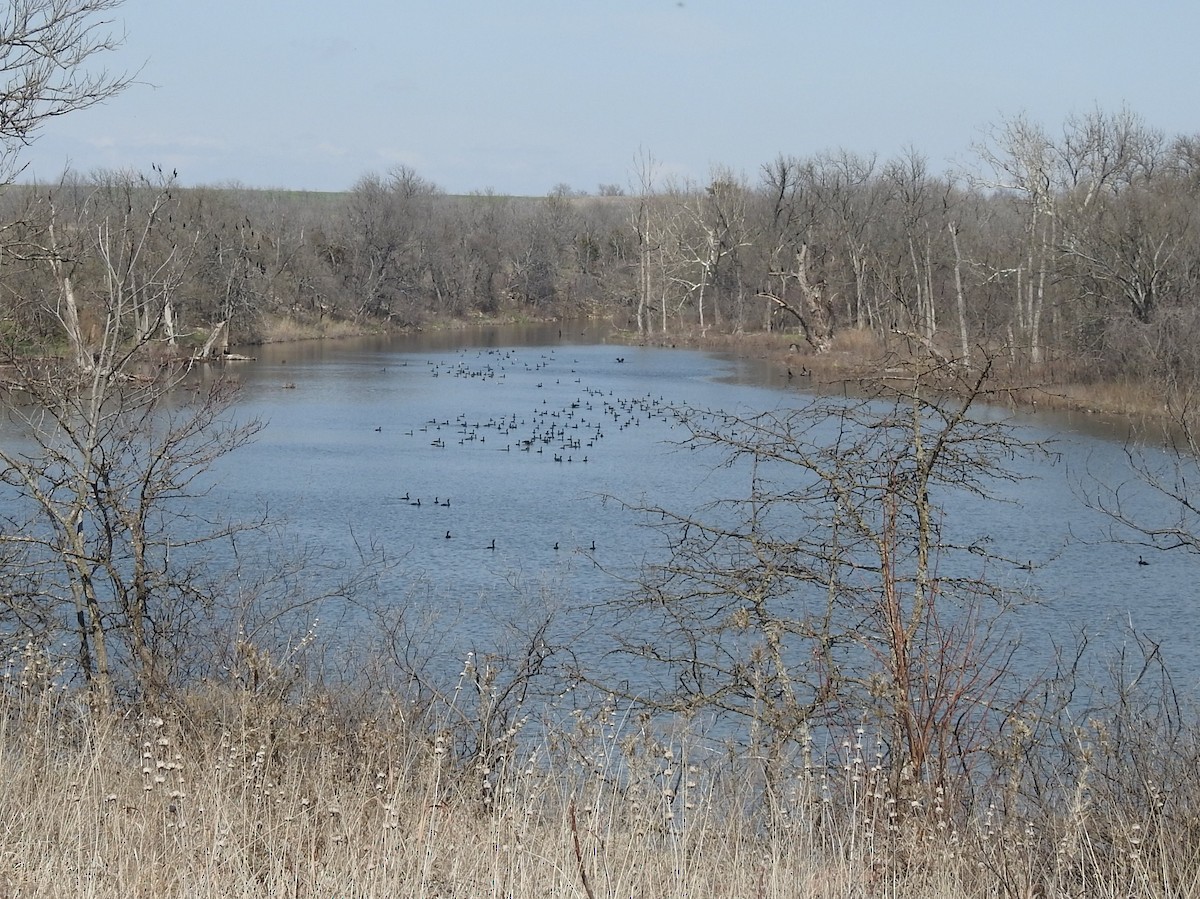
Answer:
[17,0,1200,196]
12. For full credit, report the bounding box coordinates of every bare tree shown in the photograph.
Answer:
[630,149,666,334]
[0,0,134,183]
[10,168,210,372]
[507,185,579,310]
[806,150,884,333]
[755,156,835,348]
[757,242,834,350]
[1060,176,1185,328]
[336,167,439,324]
[0,367,263,705]
[672,167,751,334]
[1052,113,1179,333]
[595,349,1040,796]
[1082,377,1200,560]
[880,148,950,344]
[0,169,263,707]
[973,114,1060,366]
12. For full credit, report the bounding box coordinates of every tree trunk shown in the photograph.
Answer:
[48,222,93,371]
[1030,217,1051,366]
[794,244,833,352]
[198,320,228,359]
[949,223,971,369]
[163,298,177,346]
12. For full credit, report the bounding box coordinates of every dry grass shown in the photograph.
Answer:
[631,323,1177,423]
[255,314,383,344]
[1,650,1197,899]
[1029,378,1165,418]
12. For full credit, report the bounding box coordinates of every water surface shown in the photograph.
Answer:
[197,325,1200,693]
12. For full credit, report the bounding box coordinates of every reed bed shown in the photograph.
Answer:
[1,651,1198,899]
[255,314,382,344]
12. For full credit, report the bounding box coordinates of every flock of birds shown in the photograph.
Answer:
[374,348,690,553]
[359,347,1161,574]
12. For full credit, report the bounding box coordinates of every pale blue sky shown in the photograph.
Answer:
[19,0,1200,195]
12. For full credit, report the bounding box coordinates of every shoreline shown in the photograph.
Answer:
[618,326,1170,430]
[16,311,1174,432]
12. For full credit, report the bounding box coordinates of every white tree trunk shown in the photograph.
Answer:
[47,221,92,371]
[949,223,971,370]
[163,299,177,346]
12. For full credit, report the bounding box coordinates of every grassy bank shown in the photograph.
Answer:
[627,324,1172,424]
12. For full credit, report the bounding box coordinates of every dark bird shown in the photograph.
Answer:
[553,542,559,550]
[410,498,421,507]
[1138,555,1150,566]
[590,540,596,551]
[488,539,496,550]
[374,426,382,432]
[445,531,452,539]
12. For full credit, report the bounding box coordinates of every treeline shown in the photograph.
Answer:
[4,106,1200,384]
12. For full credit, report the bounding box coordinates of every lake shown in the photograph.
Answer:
[194,323,1200,700]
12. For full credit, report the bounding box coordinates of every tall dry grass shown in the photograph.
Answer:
[1,642,1198,898]
[255,315,381,344]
